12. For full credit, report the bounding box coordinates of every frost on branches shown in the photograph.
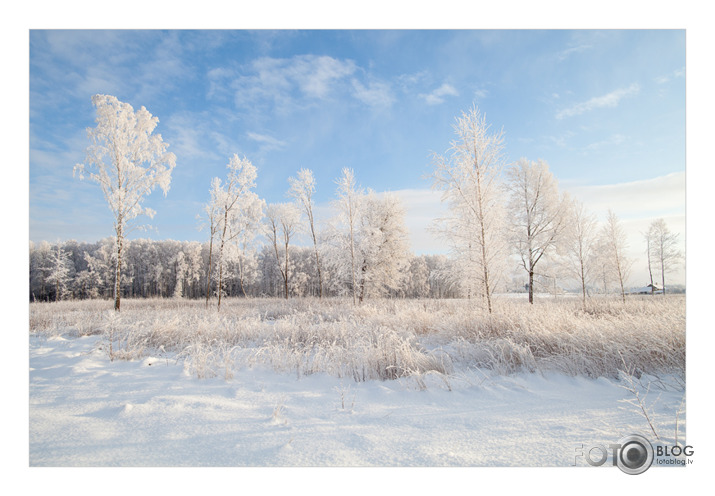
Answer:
[204,154,265,310]
[431,105,508,313]
[74,94,176,311]
[506,158,570,305]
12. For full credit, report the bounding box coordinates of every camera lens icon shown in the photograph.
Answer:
[617,434,654,475]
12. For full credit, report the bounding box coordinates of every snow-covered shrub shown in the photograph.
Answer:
[29,295,685,382]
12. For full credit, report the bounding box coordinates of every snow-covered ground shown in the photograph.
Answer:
[30,333,686,468]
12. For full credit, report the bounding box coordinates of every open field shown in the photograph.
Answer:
[30,295,685,382]
[29,295,686,467]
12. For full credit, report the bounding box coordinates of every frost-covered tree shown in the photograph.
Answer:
[563,199,599,309]
[334,168,362,305]
[264,203,301,299]
[599,209,633,303]
[406,255,430,298]
[46,242,72,301]
[647,218,683,295]
[506,158,569,304]
[431,105,507,313]
[74,94,176,311]
[209,155,264,310]
[184,242,205,299]
[201,177,223,307]
[172,250,187,298]
[354,192,411,301]
[288,168,324,298]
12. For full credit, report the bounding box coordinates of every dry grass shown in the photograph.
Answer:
[29,295,685,382]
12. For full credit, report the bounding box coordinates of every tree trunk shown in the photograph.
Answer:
[284,239,290,299]
[205,237,214,308]
[314,246,323,299]
[114,224,123,312]
[528,268,534,304]
[580,260,587,310]
[647,237,655,295]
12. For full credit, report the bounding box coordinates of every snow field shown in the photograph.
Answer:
[30,332,685,467]
[29,295,686,468]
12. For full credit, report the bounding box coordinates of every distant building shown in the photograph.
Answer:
[629,284,663,295]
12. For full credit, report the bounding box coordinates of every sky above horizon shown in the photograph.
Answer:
[29,29,686,285]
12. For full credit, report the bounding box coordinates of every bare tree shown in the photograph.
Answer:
[431,105,507,313]
[74,94,176,311]
[600,209,633,303]
[648,218,683,295]
[506,158,569,304]
[288,168,324,298]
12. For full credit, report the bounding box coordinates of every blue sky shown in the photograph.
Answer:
[29,29,687,283]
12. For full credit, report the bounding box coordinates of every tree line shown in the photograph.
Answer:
[29,237,478,303]
[32,95,683,310]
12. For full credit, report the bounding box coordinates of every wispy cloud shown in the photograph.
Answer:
[557,44,592,61]
[556,83,640,119]
[351,79,394,108]
[222,55,358,110]
[655,67,685,85]
[420,83,459,105]
[563,171,685,220]
[585,133,627,151]
[213,54,398,112]
[473,87,489,100]
[246,131,288,151]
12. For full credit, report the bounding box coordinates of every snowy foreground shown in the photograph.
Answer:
[30,332,685,467]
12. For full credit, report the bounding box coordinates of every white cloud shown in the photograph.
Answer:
[557,44,592,61]
[351,79,394,108]
[556,83,640,119]
[229,55,358,109]
[474,88,489,100]
[246,131,288,151]
[585,133,627,151]
[655,67,685,85]
[563,171,685,220]
[420,83,459,105]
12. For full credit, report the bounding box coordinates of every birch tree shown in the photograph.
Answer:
[431,105,507,313]
[563,199,599,309]
[264,203,301,299]
[74,94,176,311]
[506,158,569,304]
[211,154,264,310]
[643,224,657,294]
[288,168,324,298]
[201,178,223,307]
[648,218,683,295]
[335,168,362,305]
[600,209,633,303]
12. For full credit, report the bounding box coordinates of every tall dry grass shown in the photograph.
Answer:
[29,295,685,382]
